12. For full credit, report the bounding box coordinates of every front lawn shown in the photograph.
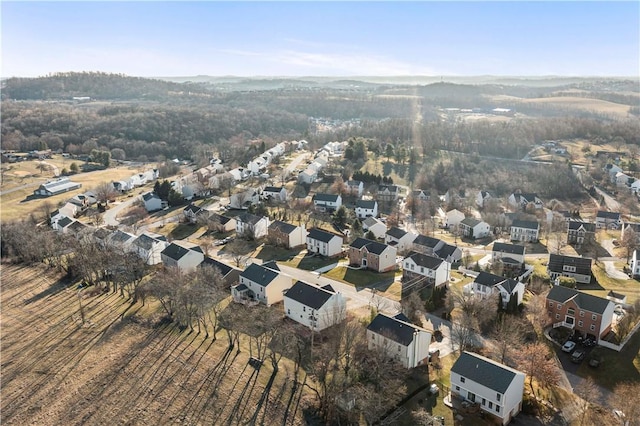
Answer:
[281,252,341,271]
[323,266,396,288]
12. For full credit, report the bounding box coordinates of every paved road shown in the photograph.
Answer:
[600,239,630,280]
[595,186,621,212]
[103,196,141,227]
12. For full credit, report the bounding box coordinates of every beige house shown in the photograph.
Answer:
[231,261,293,306]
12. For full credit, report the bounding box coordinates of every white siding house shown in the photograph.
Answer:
[367,313,431,369]
[284,281,346,331]
[306,228,344,257]
[354,199,378,219]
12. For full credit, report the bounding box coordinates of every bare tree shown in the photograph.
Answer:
[225,239,251,267]
[608,381,640,425]
[93,181,117,205]
[516,342,559,395]
[451,312,478,353]
[145,266,182,318]
[490,315,524,365]
[575,376,602,425]
[621,227,638,263]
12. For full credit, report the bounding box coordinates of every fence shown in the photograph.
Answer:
[598,318,640,352]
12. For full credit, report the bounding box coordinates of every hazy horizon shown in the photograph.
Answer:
[2,2,639,78]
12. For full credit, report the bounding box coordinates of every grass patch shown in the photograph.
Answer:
[324,266,397,288]
[588,262,640,305]
[254,245,300,262]
[281,253,341,271]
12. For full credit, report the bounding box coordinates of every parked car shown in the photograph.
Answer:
[588,358,601,368]
[562,341,577,353]
[571,350,586,363]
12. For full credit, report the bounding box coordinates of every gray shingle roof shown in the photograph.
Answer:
[405,251,444,269]
[268,220,299,235]
[201,256,235,277]
[240,262,280,287]
[474,271,506,288]
[356,199,377,209]
[161,243,195,261]
[460,217,482,227]
[386,227,407,239]
[596,211,620,220]
[133,233,160,250]
[237,212,264,226]
[313,193,340,202]
[568,220,596,232]
[547,286,611,314]
[307,228,342,243]
[263,186,284,193]
[350,237,389,255]
[435,243,459,260]
[548,254,592,276]
[511,219,539,230]
[184,204,203,214]
[451,352,522,394]
[413,234,443,249]
[492,242,525,255]
[142,192,159,202]
[367,313,422,346]
[285,280,335,310]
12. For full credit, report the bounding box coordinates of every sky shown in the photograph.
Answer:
[2,1,639,78]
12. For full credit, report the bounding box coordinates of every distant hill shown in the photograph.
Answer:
[1,72,211,101]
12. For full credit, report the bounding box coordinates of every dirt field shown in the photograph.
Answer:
[490,95,632,118]
[0,263,309,426]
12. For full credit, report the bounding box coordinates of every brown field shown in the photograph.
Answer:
[0,263,308,425]
[490,95,632,118]
[0,166,148,222]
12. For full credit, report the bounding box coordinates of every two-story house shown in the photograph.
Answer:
[510,220,539,243]
[354,199,378,219]
[346,180,364,197]
[385,227,417,254]
[183,203,206,224]
[229,189,260,210]
[362,216,387,239]
[547,254,592,285]
[459,217,491,240]
[306,228,344,257]
[200,256,241,288]
[595,211,622,230]
[312,193,342,212]
[349,238,397,273]
[434,243,463,264]
[367,313,431,369]
[236,212,269,239]
[207,213,237,233]
[231,261,293,307]
[476,190,491,209]
[508,192,543,211]
[411,189,431,202]
[261,186,287,202]
[142,192,164,212]
[445,209,465,228]
[402,251,450,288]
[412,234,445,256]
[132,232,168,265]
[621,221,640,246]
[630,250,640,279]
[547,285,615,341]
[451,351,525,425]
[464,271,525,307]
[284,281,346,331]
[492,242,525,276]
[377,184,400,202]
[160,242,205,273]
[267,220,307,249]
[566,220,596,246]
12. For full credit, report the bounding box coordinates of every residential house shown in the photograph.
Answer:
[508,192,543,211]
[385,227,417,254]
[231,261,292,306]
[630,178,640,194]
[547,285,615,341]
[412,234,445,256]
[229,189,260,210]
[630,250,640,279]
[183,203,205,224]
[236,213,269,239]
[142,192,164,212]
[267,221,307,249]
[68,192,98,208]
[434,243,463,264]
[92,228,114,248]
[595,211,621,230]
[312,193,342,212]
[34,177,82,197]
[362,216,387,239]
[348,238,397,273]
[614,172,633,188]
[464,271,525,307]
[451,351,525,425]
[132,232,169,265]
[411,189,431,202]
[547,254,592,284]
[402,251,450,288]
[107,230,136,250]
[620,221,640,246]
[510,220,539,243]
[476,190,491,208]
[261,186,287,202]
[49,203,78,227]
[284,281,347,331]
[604,164,623,182]
[444,188,467,206]
[160,242,204,273]
[228,167,249,182]
[566,220,596,246]
[445,209,465,228]
[377,184,400,202]
[53,216,75,233]
[207,213,237,233]
[306,228,344,257]
[459,217,491,239]
[492,242,525,276]
[346,180,364,197]
[366,313,431,369]
[298,167,318,184]
[200,256,241,288]
[355,199,378,219]
[607,290,627,305]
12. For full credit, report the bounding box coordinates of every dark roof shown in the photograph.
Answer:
[93,228,113,240]
[493,242,525,255]
[285,280,335,310]
[451,352,521,394]
[393,312,412,323]
[548,254,592,276]
[50,209,60,218]
[313,193,340,202]
[263,186,284,193]
[68,221,86,232]
[378,184,398,192]
[142,192,159,202]
[499,278,521,294]
[237,212,264,226]
[511,219,539,230]
[210,212,233,225]
[623,222,640,232]
[547,286,611,314]
[356,199,377,209]
[596,211,621,220]
[184,204,203,214]
[386,227,407,239]
[347,180,362,187]
[480,190,490,198]
[201,256,235,277]
[607,290,626,300]
[367,313,423,346]
[133,233,161,250]
[405,251,444,269]
[568,220,596,232]
[321,284,335,292]
[161,243,196,261]
[460,217,482,227]
[240,262,280,287]
[268,220,299,234]
[307,228,342,243]
[474,271,506,288]
[413,234,443,249]
[350,237,389,255]
[435,243,460,260]
[110,230,134,244]
[520,193,539,202]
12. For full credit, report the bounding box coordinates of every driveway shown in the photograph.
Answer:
[600,239,629,280]
[595,186,621,211]
[103,196,141,226]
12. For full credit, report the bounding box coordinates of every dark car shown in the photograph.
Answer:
[589,358,601,368]
[571,350,586,363]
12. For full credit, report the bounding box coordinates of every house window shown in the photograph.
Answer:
[555,314,560,320]
[489,402,493,409]
[590,324,596,331]
[496,405,500,413]
[460,377,466,383]
[592,314,597,321]
[455,386,460,391]
[567,308,575,316]
[482,398,486,406]
[303,307,306,312]
[549,301,554,308]
[287,309,290,315]
[578,321,583,327]
[557,304,561,310]
[580,311,585,317]
[496,393,501,402]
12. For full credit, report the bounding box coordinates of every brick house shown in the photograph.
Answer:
[267,220,307,249]
[348,237,397,273]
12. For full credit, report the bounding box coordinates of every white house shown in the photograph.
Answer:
[231,261,292,306]
[445,209,465,228]
[267,220,307,249]
[261,186,287,202]
[510,220,539,243]
[629,178,640,194]
[306,228,344,257]
[366,313,431,369]
[547,254,592,284]
[132,232,169,265]
[346,180,364,197]
[284,281,346,331]
[451,351,526,425]
[236,213,269,239]
[355,199,378,219]
[160,242,205,273]
[621,221,640,248]
[34,177,82,197]
[476,190,491,208]
[362,217,387,239]
[508,192,543,211]
[183,203,206,224]
[385,227,417,254]
[107,230,136,250]
[298,167,318,184]
[615,172,633,188]
[49,203,78,227]
[595,211,622,230]
[464,271,525,307]
[402,251,450,287]
[53,216,75,233]
[459,217,491,239]
[630,250,640,279]
[312,193,342,212]
[142,192,164,212]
